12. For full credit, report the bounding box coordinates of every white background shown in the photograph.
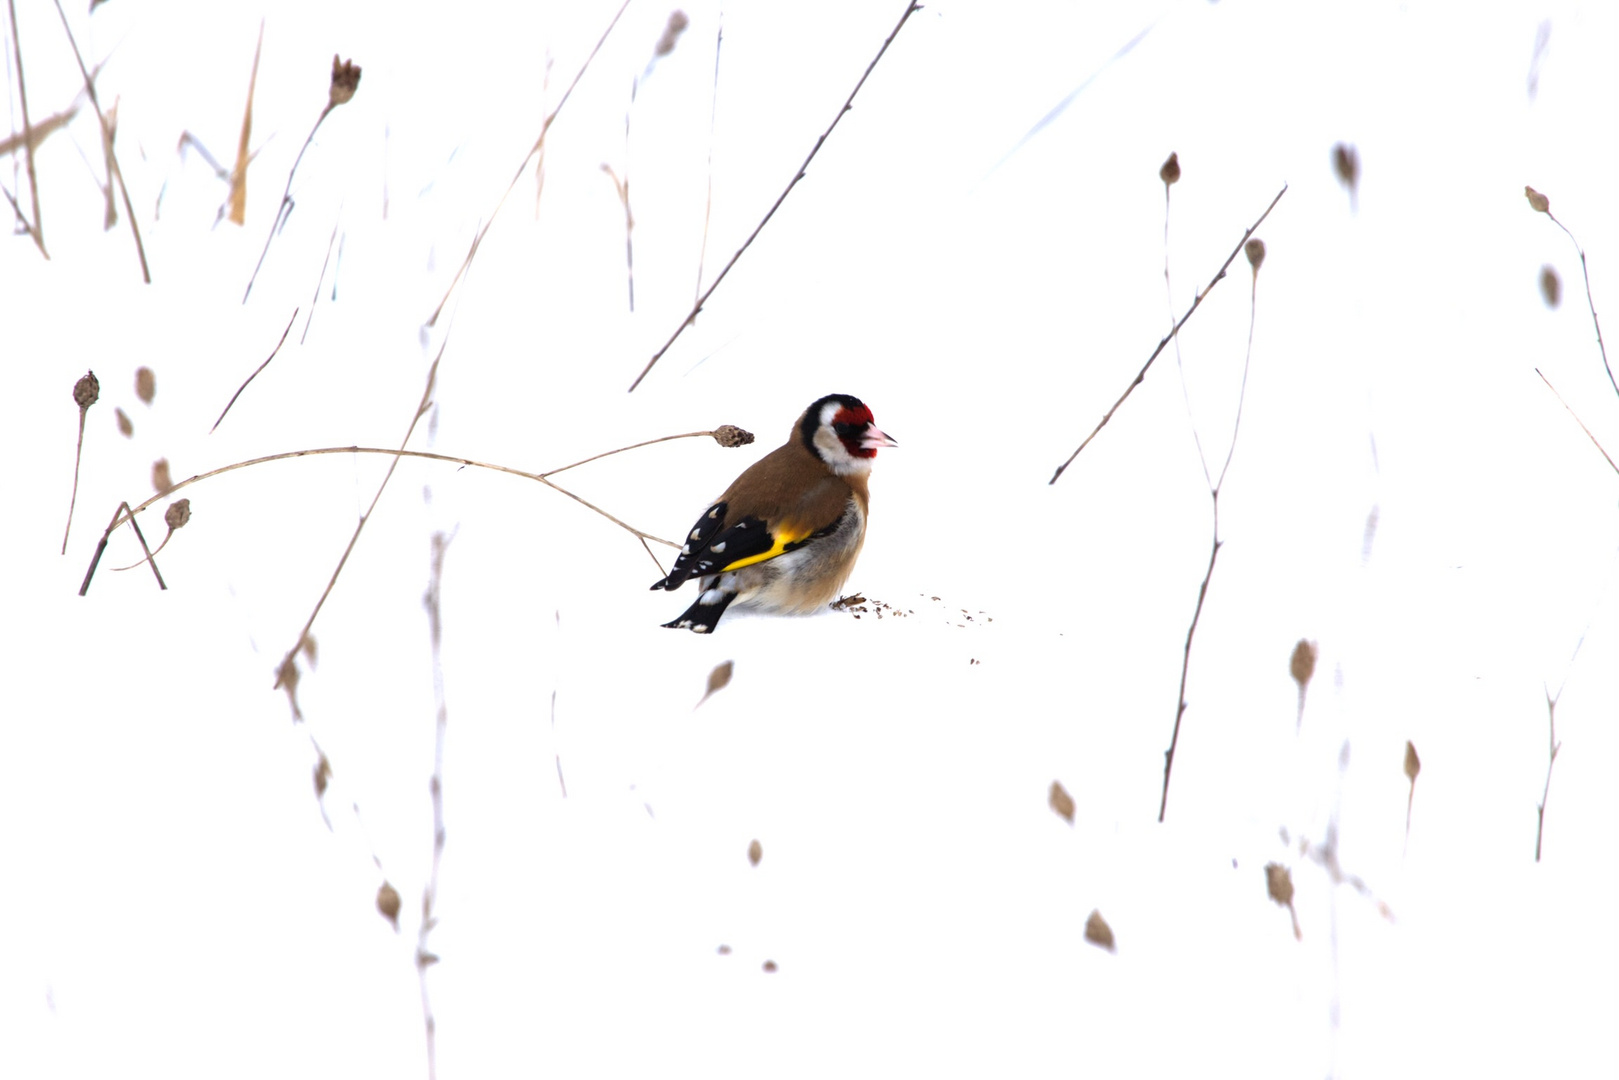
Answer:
[5,0,1616,1076]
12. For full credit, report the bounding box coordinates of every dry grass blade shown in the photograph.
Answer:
[50,0,148,281]
[0,100,78,158]
[79,501,165,595]
[1050,183,1288,484]
[628,0,923,391]
[426,0,631,327]
[1535,368,1619,475]
[419,529,454,1080]
[212,308,298,432]
[8,0,46,256]
[228,21,264,226]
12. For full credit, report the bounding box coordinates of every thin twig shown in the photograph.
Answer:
[418,529,454,1080]
[426,0,631,327]
[1159,237,1268,822]
[212,308,298,432]
[1160,515,1220,822]
[51,0,148,281]
[1544,210,1614,400]
[1050,184,1287,484]
[242,108,334,302]
[628,0,922,392]
[79,501,165,595]
[7,0,44,256]
[301,219,341,342]
[1536,368,1619,475]
[695,20,723,307]
[74,427,741,594]
[1536,631,1585,862]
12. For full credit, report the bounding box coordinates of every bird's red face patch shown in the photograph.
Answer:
[832,405,878,457]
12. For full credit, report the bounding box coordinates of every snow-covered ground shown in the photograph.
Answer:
[6,1,1615,1075]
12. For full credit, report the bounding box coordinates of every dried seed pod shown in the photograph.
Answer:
[73,370,101,410]
[116,408,133,436]
[1265,862,1294,906]
[654,10,690,57]
[761,959,778,973]
[152,459,173,495]
[1540,265,1561,308]
[1289,639,1317,689]
[1159,151,1180,185]
[164,499,191,530]
[712,425,755,448]
[135,366,155,404]
[1048,780,1075,825]
[377,881,401,929]
[1332,143,1360,191]
[1404,740,1421,782]
[1245,238,1266,273]
[1084,909,1115,952]
[329,56,361,109]
[747,839,762,867]
[313,753,330,797]
[1524,186,1549,213]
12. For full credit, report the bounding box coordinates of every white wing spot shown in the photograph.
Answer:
[712,542,726,553]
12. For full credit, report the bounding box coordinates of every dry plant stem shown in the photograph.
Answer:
[550,688,566,798]
[1158,262,1264,823]
[628,0,922,392]
[1050,183,1287,484]
[79,501,164,595]
[273,345,445,688]
[425,0,631,327]
[62,410,90,554]
[50,0,148,281]
[212,308,298,432]
[7,0,44,256]
[78,430,714,594]
[1536,368,1619,475]
[300,215,341,343]
[1535,631,1585,861]
[695,22,722,307]
[242,104,336,303]
[419,530,453,1080]
[1545,211,1615,400]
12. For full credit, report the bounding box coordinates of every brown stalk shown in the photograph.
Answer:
[418,529,454,1080]
[1528,188,1614,401]
[7,0,45,256]
[1158,236,1269,823]
[50,0,148,281]
[212,308,298,432]
[628,0,923,391]
[1050,184,1288,484]
[79,501,165,595]
[1535,368,1618,475]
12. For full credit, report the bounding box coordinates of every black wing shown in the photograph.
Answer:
[649,501,777,591]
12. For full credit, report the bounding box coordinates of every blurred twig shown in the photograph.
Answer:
[7,0,45,256]
[426,0,631,327]
[1050,184,1287,484]
[629,0,922,391]
[51,0,148,281]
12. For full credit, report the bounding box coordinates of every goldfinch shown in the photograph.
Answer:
[651,394,897,632]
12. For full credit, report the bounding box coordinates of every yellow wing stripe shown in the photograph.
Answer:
[716,525,814,573]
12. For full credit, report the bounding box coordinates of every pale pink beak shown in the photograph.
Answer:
[861,426,898,451]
